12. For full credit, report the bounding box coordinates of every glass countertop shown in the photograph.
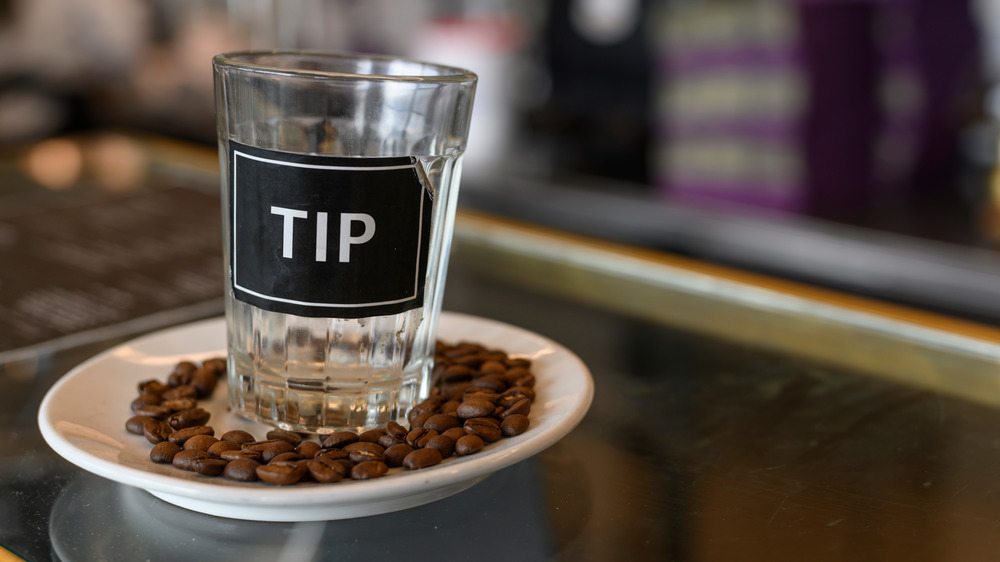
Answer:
[5,134,1000,561]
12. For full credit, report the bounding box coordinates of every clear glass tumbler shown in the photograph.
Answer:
[213,51,476,434]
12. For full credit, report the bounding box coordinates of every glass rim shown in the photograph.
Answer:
[213,50,477,84]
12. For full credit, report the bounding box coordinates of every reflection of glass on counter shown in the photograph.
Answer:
[50,463,552,561]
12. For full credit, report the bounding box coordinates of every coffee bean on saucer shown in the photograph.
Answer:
[321,431,359,449]
[257,461,307,485]
[424,434,455,458]
[463,417,502,443]
[350,460,388,480]
[172,449,210,471]
[383,444,415,467]
[150,441,182,463]
[307,459,345,483]
[501,414,530,437]
[190,368,218,398]
[167,425,214,445]
[224,458,261,482]
[403,447,443,470]
[183,434,219,451]
[192,457,228,477]
[455,434,485,456]
[142,419,173,444]
[126,415,155,435]
[296,441,322,459]
[266,429,302,446]
[131,394,162,411]
[208,440,241,456]
[221,430,256,445]
[162,384,198,401]
[166,407,210,430]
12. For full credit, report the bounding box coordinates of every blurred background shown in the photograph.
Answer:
[4,0,1000,330]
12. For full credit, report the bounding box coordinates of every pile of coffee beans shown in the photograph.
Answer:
[124,341,535,485]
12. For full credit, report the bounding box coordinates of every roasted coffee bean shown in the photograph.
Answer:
[504,357,531,369]
[168,425,215,445]
[408,410,434,429]
[383,443,415,467]
[501,414,530,437]
[350,460,388,480]
[137,379,171,396]
[143,419,173,444]
[343,441,385,455]
[167,408,212,429]
[316,449,350,462]
[455,434,485,456]
[183,434,219,451]
[501,365,531,380]
[499,398,531,419]
[259,441,296,462]
[402,447,443,470]
[513,374,536,389]
[296,441,322,459]
[160,398,197,412]
[170,361,198,380]
[202,357,227,374]
[192,457,228,476]
[221,430,256,445]
[166,407,210,430]
[499,386,535,404]
[442,427,468,441]
[131,394,162,411]
[423,413,461,432]
[190,368,217,398]
[224,458,261,482]
[313,454,354,477]
[441,346,479,360]
[454,354,488,368]
[162,384,198,401]
[126,415,155,435]
[462,388,499,403]
[208,440,242,456]
[348,449,384,464]
[307,459,345,483]
[456,398,494,419]
[359,428,387,443]
[441,364,475,383]
[220,449,262,462]
[405,427,438,448]
[408,398,443,420]
[150,441,182,463]
[172,449,210,471]
[321,431,359,449]
[266,429,302,446]
[269,451,304,464]
[468,376,507,393]
[385,421,408,440]
[424,434,455,458]
[439,400,461,415]
[478,360,507,375]
[463,417,502,442]
[378,434,405,449]
[257,461,307,485]
[439,382,471,401]
[134,404,173,419]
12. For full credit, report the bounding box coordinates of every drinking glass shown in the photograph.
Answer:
[213,51,476,433]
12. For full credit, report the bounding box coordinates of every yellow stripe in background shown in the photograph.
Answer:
[0,546,25,562]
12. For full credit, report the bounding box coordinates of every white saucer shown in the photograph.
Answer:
[38,312,593,521]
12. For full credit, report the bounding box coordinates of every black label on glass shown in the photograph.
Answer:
[228,142,431,318]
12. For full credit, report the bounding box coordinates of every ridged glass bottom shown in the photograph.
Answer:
[226,300,434,434]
